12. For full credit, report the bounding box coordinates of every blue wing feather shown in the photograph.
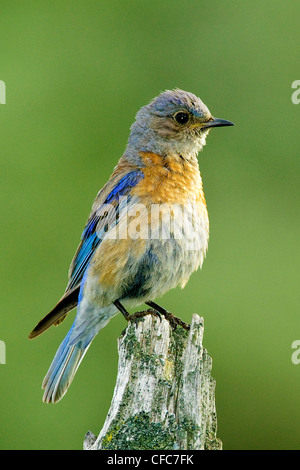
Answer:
[66,170,144,291]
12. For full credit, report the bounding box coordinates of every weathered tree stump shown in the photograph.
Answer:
[84,313,222,450]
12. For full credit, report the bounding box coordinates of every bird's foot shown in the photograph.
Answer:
[120,309,161,335]
[116,298,190,334]
[127,309,162,325]
[125,308,190,331]
[145,301,190,331]
[159,310,190,331]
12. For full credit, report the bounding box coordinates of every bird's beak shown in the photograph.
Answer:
[202,117,234,129]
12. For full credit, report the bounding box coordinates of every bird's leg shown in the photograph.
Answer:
[145,301,190,331]
[114,299,131,320]
[114,299,162,327]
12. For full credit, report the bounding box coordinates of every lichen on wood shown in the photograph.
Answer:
[84,313,222,450]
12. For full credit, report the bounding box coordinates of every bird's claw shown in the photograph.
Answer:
[161,311,190,331]
[122,308,190,333]
[127,309,162,326]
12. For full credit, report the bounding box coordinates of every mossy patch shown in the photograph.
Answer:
[101,411,179,450]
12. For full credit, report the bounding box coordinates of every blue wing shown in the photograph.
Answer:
[66,170,144,291]
[28,169,144,339]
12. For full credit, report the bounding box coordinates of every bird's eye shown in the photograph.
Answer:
[174,111,189,124]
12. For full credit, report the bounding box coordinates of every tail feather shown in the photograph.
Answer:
[28,285,80,339]
[42,327,91,404]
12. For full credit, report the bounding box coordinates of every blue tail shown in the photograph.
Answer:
[42,326,92,404]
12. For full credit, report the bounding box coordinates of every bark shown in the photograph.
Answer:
[84,313,222,450]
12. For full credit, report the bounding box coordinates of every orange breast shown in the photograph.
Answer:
[131,152,207,207]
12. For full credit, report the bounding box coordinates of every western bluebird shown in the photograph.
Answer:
[29,89,234,403]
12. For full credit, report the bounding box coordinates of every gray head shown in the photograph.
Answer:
[125,89,233,163]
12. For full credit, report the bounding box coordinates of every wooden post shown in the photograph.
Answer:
[84,313,222,450]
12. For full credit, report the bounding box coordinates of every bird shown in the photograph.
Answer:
[29,88,234,403]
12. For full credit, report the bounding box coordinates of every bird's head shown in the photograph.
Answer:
[127,89,234,162]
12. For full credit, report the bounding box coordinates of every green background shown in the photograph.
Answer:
[1,0,299,450]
